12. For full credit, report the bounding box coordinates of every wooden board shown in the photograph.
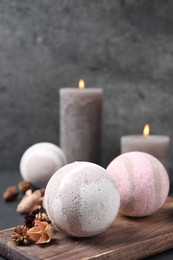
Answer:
[1,197,173,260]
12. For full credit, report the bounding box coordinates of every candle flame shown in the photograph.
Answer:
[143,124,150,137]
[78,79,85,90]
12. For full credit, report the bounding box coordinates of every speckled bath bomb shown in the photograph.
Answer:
[106,151,169,217]
[20,142,67,187]
[44,161,120,237]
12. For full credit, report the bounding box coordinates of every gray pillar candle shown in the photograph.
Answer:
[60,80,103,164]
[121,124,170,170]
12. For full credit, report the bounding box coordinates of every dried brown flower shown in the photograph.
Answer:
[18,180,32,193]
[3,186,19,202]
[24,208,40,228]
[27,220,53,244]
[35,212,51,224]
[12,225,33,246]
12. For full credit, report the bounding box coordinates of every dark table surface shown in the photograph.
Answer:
[0,171,173,260]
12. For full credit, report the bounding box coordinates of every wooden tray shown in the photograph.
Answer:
[1,197,173,260]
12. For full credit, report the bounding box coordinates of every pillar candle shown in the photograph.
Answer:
[121,124,170,169]
[60,80,103,164]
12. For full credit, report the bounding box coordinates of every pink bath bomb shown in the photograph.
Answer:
[20,142,67,187]
[106,151,169,217]
[44,161,120,237]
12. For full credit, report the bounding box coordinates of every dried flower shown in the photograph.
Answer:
[12,225,33,246]
[27,220,53,244]
[35,212,51,224]
[24,209,40,228]
[3,186,19,202]
[18,180,32,193]
[17,189,42,213]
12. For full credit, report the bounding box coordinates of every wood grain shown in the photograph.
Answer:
[1,197,173,260]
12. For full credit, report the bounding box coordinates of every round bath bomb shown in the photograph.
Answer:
[44,161,120,237]
[106,151,169,217]
[20,142,67,187]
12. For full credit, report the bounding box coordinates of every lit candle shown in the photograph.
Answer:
[120,124,170,169]
[59,80,103,164]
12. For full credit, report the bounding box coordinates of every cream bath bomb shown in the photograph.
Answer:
[20,142,67,187]
[106,151,169,217]
[44,161,120,237]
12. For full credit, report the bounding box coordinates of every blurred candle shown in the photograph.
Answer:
[121,124,170,169]
[60,80,103,164]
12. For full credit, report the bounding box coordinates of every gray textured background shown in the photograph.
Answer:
[0,0,173,171]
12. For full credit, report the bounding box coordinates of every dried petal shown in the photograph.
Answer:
[25,189,32,196]
[33,189,42,198]
[37,233,49,244]
[27,226,42,242]
[37,224,53,244]
[35,220,48,230]
[17,189,42,213]
[27,220,53,245]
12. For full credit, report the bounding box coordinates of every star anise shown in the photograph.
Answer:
[12,225,33,246]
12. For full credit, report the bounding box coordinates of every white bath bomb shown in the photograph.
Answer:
[106,151,170,217]
[44,161,120,237]
[20,142,67,187]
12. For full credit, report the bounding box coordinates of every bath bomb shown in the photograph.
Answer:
[44,161,120,237]
[106,151,169,217]
[20,142,67,187]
